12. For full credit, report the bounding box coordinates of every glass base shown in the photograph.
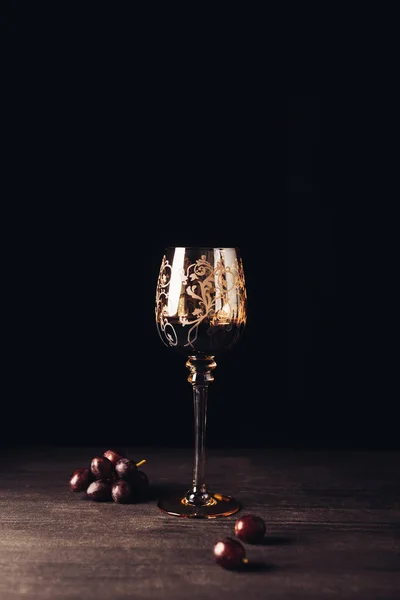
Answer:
[157,492,241,518]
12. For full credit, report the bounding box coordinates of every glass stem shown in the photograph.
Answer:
[185,355,216,506]
[192,384,208,494]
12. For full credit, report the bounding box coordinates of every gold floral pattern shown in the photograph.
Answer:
[155,251,247,350]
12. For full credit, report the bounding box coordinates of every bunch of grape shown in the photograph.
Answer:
[69,449,149,504]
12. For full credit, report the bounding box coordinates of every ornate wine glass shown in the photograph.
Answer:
[155,247,247,518]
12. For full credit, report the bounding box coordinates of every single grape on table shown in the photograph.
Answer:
[213,538,247,570]
[234,514,266,544]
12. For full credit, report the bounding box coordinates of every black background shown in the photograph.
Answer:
[2,5,395,451]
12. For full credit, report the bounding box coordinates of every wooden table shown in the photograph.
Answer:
[1,446,399,599]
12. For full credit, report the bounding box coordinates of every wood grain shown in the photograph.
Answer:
[1,447,399,599]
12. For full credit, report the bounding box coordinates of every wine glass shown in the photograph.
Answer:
[155,247,247,518]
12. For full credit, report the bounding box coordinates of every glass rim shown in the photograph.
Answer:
[165,246,240,251]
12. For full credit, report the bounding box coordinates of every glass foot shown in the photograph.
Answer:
[157,492,241,518]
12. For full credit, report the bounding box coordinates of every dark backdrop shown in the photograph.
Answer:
[2,6,394,450]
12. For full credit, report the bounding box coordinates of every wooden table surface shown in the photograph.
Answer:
[1,446,399,600]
